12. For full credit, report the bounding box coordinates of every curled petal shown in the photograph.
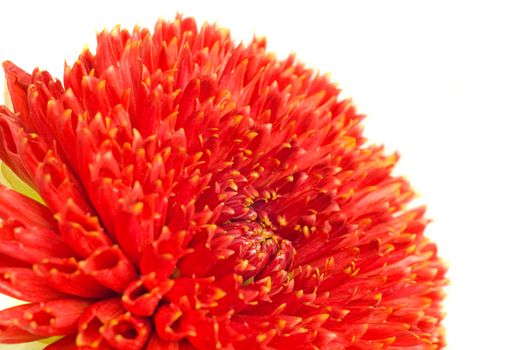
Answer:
[111,187,156,264]
[26,71,65,149]
[2,62,31,127]
[80,245,138,292]
[0,299,90,338]
[139,241,178,281]
[154,303,194,341]
[55,199,113,258]
[77,298,124,349]
[102,312,152,350]
[34,152,92,214]
[139,228,191,281]
[33,257,112,298]
[122,274,173,316]
[0,268,68,302]
[0,109,34,186]
[0,219,75,265]
[165,276,227,311]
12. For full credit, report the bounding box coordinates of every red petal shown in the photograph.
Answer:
[0,185,56,230]
[34,257,112,298]
[55,199,113,258]
[2,61,32,129]
[0,323,43,344]
[0,299,91,338]
[122,274,173,316]
[0,267,68,302]
[77,298,124,349]
[0,108,34,185]
[80,245,137,292]
[139,228,191,281]
[102,312,152,350]
[0,218,75,265]
[111,189,156,264]
[34,152,92,215]
[154,303,194,341]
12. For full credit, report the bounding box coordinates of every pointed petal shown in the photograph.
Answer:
[33,151,92,214]
[0,299,91,338]
[34,257,113,299]
[0,108,34,186]
[0,323,43,344]
[0,109,39,186]
[26,70,66,149]
[0,185,56,230]
[139,228,191,281]
[80,245,137,292]
[154,303,193,341]
[76,298,124,349]
[0,268,69,302]
[0,218,75,265]
[122,274,173,316]
[102,312,151,350]
[55,199,113,258]
[2,61,32,129]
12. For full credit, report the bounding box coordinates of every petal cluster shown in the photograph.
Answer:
[0,15,446,349]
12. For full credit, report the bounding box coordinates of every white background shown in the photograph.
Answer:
[1,1,524,349]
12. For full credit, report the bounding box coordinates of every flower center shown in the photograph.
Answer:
[221,193,295,282]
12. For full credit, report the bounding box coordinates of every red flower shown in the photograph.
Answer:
[0,15,446,349]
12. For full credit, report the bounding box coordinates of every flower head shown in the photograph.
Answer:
[0,15,446,349]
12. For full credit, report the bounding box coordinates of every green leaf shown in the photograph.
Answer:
[38,336,62,345]
[0,162,45,205]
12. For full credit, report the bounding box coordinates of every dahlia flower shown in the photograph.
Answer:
[0,15,446,349]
